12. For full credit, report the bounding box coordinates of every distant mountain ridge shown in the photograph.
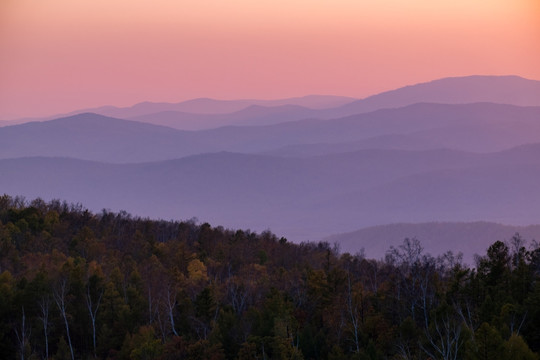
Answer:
[3,143,540,245]
[323,222,540,264]
[329,75,540,118]
[127,104,323,130]
[2,103,540,162]
[3,75,539,130]
[72,75,540,130]
[1,95,356,126]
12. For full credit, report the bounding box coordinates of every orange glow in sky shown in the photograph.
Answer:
[1,0,539,119]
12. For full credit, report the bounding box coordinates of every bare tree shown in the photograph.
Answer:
[346,273,361,353]
[226,269,249,315]
[387,238,434,322]
[165,284,179,336]
[85,285,103,358]
[54,279,74,360]
[420,307,465,360]
[15,306,31,360]
[38,297,51,360]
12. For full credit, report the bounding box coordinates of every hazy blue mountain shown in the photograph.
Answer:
[323,222,540,264]
[325,162,540,231]
[208,102,540,154]
[70,75,540,129]
[97,95,357,117]
[0,113,200,163]
[261,134,443,157]
[326,75,540,118]
[128,104,323,130]
[4,75,539,130]
[2,144,540,253]
[1,95,356,127]
[2,103,540,163]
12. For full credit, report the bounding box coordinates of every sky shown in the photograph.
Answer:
[1,0,539,119]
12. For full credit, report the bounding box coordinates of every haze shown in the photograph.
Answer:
[1,0,539,119]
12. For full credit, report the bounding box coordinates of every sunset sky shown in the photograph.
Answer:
[1,0,539,119]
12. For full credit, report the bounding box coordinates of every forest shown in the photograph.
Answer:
[0,195,539,360]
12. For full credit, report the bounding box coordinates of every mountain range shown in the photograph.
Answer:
[1,75,540,259]
[3,75,540,130]
[2,102,540,163]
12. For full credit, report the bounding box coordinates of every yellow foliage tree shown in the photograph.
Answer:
[188,259,208,282]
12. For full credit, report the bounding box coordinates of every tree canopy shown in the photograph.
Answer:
[0,195,539,360]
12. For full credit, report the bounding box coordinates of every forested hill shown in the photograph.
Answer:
[1,196,539,360]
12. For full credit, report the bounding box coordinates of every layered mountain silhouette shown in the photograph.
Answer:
[2,145,540,254]
[3,75,539,130]
[127,104,323,130]
[330,75,540,117]
[2,103,540,163]
[324,222,540,264]
[2,75,540,259]
[1,95,355,128]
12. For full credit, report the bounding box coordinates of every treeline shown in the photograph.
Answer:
[0,195,539,360]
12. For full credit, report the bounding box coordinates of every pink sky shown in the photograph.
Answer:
[1,0,539,119]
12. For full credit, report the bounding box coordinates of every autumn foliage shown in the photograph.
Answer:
[0,195,539,359]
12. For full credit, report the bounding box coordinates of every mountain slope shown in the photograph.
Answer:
[0,113,200,163]
[5,75,538,130]
[261,134,441,157]
[2,144,540,244]
[197,102,540,154]
[2,103,540,163]
[97,95,357,117]
[68,75,540,128]
[328,75,540,118]
[128,104,323,130]
[323,222,540,264]
[1,95,356,126]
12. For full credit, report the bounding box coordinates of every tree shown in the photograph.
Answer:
[421,302,467,360]
[466,322,504,360]
[0,271,16,357]
[128,326,163,360]
[54,278,74,360]
[14,307,31,360]
[38,296,51,360]
[477,241,510,291]
[85,273,104,358]
[502,333,538,360]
